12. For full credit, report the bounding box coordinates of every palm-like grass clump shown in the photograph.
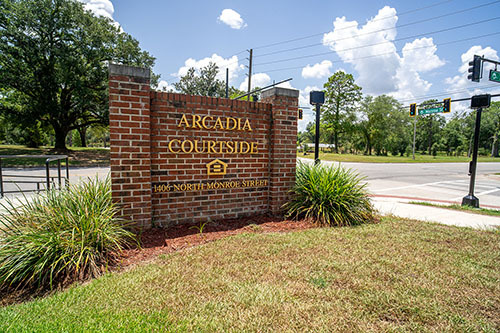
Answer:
[285,162,374,226]
[0,177,135,290]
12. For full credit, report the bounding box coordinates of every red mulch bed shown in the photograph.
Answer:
[119,215,315,268]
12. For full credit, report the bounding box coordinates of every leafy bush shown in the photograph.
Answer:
[0,177,135,290]
[285,162,374,226]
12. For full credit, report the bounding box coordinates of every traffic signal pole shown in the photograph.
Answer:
[462,107,482,208]
[412,114,417,160]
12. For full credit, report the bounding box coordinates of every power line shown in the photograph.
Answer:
[398,85,500,104]
[254,16,500,67]
[255,0,500,59]
[261,31,500,74]
[252,0,456,51]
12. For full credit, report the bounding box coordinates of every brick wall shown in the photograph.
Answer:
[109,64,298,228]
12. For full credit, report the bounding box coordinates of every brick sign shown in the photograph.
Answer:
[109,64,298,227]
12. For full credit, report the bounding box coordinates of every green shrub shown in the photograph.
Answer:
[0,177,135,290]
[284,162,374,226]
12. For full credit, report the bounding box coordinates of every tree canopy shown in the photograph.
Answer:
[0,0,156,149]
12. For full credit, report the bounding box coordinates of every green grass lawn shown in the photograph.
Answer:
[298,151,500,163]
[0,218,498,332]
[409,201,500,217]
[0,145,109,167]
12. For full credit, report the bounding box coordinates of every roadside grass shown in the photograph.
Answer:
[298,151,500,163]
[0,145,109,167]
[409,201,500,217]
[0,217,498,332]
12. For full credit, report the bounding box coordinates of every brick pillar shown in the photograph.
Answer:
[109,64,152,228]
[261,87,299,215]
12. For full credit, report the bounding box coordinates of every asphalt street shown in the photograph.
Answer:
[317,160,500,208]
[1,161,499,208]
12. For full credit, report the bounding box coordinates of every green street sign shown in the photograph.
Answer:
[418,107,443,115]
[490,69,500,83]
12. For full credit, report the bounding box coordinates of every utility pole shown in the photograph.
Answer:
[225,68,229,98]
[247,49,253,98]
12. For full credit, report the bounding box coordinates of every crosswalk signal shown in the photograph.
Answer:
[468,55,481,82]
[443,98,451,113]
[409,103,417,117]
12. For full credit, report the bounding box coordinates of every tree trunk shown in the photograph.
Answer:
[78,127,87,147]
[492,132,499,157]
[54,127,69,150]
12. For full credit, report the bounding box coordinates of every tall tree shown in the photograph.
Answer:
[0,0,156,149]
[322,71,362,153]
[415,100,445,155]
[358,95,408,156]
[174,62,227,97]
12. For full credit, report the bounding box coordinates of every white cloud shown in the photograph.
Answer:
[80,0,114,20]
[401,38,445,73]
[218,9,247,29]
[238,73,271,91]
[176,54,243,83]
[323,6,445,100]
[156,80,176,92]
[302,60,333,79]
[79,0,119,27]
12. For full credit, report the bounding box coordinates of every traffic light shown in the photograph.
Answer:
[298,108,303,120]
[409,103,417,117]
[443,98,451,113]
[468,55,481,82]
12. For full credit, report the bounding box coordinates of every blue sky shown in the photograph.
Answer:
[81,0,500,130]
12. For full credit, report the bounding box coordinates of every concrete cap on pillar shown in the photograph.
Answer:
[109,63,150,79]
[261,87,299,99]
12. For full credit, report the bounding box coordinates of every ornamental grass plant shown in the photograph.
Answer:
[285,162,374,226]
[0,177,135,290]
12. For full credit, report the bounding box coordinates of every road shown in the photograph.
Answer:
[1,161,499,208]
[0,167,109,200]
[316,160,500,208]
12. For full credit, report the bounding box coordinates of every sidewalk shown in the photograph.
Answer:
[372,196,500,230]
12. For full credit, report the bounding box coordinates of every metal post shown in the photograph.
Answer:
[412,114,417,160]
[314,103,321,165]
[247,49,253,99]
[65,157,69,187]
[462,107,482,208]
[0,158,3,198]
[225,68,229,98]
[45,159,50,191]
[57,159,62,189]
